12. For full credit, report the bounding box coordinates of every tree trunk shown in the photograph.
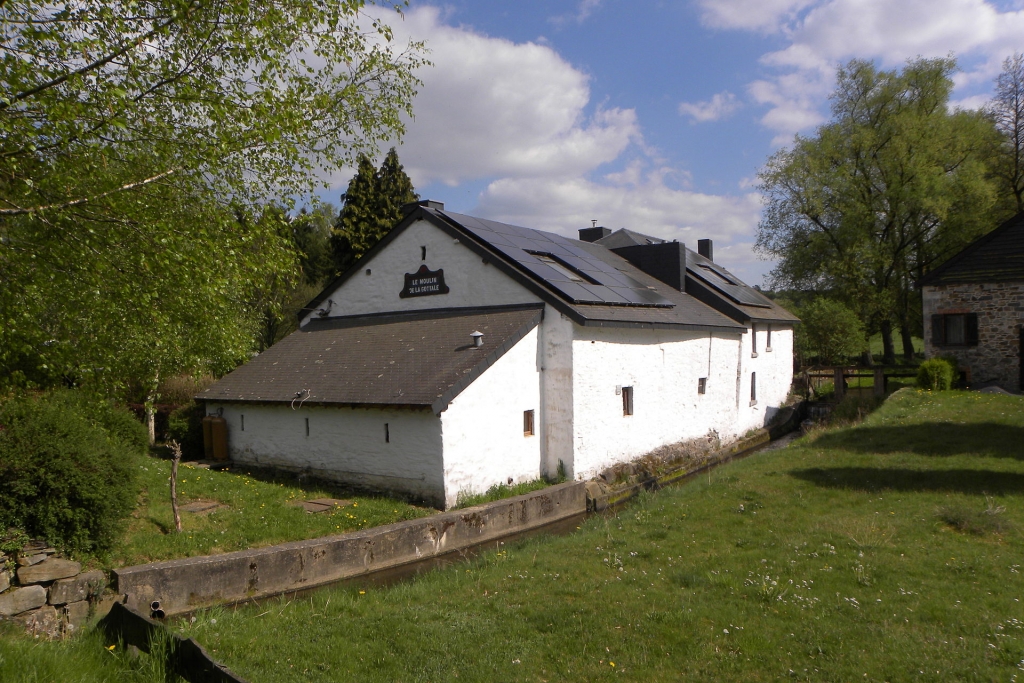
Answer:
[145,371,159,446]
[881,320,896,365]
[900,319,916,363]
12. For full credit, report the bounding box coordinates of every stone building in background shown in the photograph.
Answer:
[920,212,1024,392]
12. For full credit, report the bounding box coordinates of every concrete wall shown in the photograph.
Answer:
[923,283,1024,392]
[441,327,542,506]
[570,327,744,479]
[211,403,446,507]
[302,218,540,325]
[113,482,586,617]
[539,306,575,479]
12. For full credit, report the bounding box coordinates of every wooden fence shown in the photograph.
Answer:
[801,366,918,400]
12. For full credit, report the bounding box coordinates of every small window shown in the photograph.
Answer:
[751,324,758,357]
[527,251,597,284]
[365,268,371,276]
[421,246,427,261]
[241,414,245,432]
[385,423,390,443]
[523,409,535,436]
[305,417,309,436]
[698,377,707,395]
[750,372,757,406]
[931,313,978,347]
[622,386,634,416]
[766,324,772,351]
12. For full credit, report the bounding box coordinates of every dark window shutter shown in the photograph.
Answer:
[931,315,945,346]
[966,313,979,346]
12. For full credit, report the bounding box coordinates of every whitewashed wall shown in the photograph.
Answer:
[440,327,542,507]
[734,324,795,436]
[301,218,540,325]
[569,326,744,480]
[209,403,446,507]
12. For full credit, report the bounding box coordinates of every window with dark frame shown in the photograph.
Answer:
[622,386,634,416]
[385,423,390,443]
[698,377,707,394]
[523,409,535,436]
[931,313,978,347]
[750,372,757,405]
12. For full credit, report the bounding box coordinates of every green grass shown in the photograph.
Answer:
[454,478,553,509]
[0,622,182,682]
[175,389,1024,682]
[107,457,435,567]
[869,333,924,360]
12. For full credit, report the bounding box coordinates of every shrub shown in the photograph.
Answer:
[0,391,145,554]
[917,357,956,391]
[798,299,865,365]
[167,401,206,459]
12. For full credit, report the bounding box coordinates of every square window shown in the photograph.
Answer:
[622,386,634,416]
[931,313,978,347]
[523,409,535,436]
[698,377,707,394]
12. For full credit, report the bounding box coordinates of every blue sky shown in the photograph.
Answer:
[320,0,1024,286]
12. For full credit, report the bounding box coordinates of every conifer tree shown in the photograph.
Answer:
[331,148,418,275]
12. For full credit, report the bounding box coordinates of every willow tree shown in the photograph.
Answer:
[757,58,997,364]
[0,1,426,400]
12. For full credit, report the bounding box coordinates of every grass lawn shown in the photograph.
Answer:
[868,333,924,360]
[176,389,1024,682]
[107,458,435,567]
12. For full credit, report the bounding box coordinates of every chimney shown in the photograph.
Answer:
[698,239,713,261]
[401,199,445,217]
[610,242,687,291]
[578,222,612,242]
[470,331,484,348]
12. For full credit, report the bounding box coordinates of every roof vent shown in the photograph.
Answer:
[698,239,713,262]
[470,331,484,348]
[401,199,445,217]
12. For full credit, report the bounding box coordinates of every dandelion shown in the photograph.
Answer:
[106,644,116,651]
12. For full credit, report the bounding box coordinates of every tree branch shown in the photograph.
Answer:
[0,168,180,215]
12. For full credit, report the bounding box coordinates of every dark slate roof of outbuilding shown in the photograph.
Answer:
[198,304,543,413]
[918,212,1024,286]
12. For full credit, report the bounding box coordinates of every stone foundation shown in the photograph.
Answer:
[923,282,1024,392]
[0,541,108,638]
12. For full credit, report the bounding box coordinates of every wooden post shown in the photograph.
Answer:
[833,367,845,400]
[873,367,885,398]
[169,440,182,533]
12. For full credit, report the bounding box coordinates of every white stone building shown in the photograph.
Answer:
[199,202,798,507]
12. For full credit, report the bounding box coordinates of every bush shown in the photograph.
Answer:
[917,357,956,391]
[798,299,865,365]
[0,390,145,554]
[167,401,206,459]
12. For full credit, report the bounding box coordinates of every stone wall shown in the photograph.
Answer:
[922,282,1024,392]
[0,541,107,637]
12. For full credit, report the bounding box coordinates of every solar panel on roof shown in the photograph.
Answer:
[694,263,772,308]
[440,211,675,308]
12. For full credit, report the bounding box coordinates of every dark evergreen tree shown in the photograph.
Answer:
[331,148,418,276]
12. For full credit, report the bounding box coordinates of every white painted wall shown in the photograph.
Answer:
[735,324,795,436]
[302,218,540,324]
[440,327,542,507]
[539,305,575,479]
[570,326,744,480]
[209,403,445,507]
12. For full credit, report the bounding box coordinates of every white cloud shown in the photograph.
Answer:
[702,0,1024,143]
[550,0,603,27]
[381,7,638,187]
[678,91,741,123]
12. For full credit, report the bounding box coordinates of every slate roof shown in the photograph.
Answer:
[593,228,666,249]
[198,304,543,413]
[685,249,799,324]
[918,212,1024,286]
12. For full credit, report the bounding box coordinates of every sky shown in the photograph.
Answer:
[319,0,1024,286]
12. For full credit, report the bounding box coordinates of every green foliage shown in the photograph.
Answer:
[0,1,426,394]
[757,57,999,363]
[332,147,419,275]
[798,298,865,365]
[167,402,206,460]
[917,357,957,390]
[0,391,144,553]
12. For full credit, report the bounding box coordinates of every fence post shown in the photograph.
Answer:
[873,367,885,398]
[833,367,845,400]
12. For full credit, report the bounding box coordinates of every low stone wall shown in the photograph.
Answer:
[0,541,107,637]
[113,480,585,616]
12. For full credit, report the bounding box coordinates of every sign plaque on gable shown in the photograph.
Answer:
[400,264,450,298]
